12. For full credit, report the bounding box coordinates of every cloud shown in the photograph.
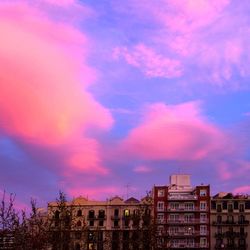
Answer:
[121,101,227,161]
[67,186,122,200]
[233,185,250,194]
[113,44,182,78]
[133,165,153,173]
[113,0,250,86]
[0,2,113,187]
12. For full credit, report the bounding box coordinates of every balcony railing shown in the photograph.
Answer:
[215,231,248,238]
[167,207,208,212]
[167,231,200,237]
[212,220,249,226]
[87,215,106,220]
[167,219,208,224]
[167,243,209,248]
[168,195,198,200]
[111,215,120,220]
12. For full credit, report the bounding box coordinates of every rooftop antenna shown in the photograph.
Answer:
[178,167,181,174]
[125,183,131,199]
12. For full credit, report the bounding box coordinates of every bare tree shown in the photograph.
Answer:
[47,191,72,250]
[0,191,17,249]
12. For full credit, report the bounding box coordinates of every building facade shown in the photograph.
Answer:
[153,174,210,249]
[48,195,153,250]
[211,192,250,250]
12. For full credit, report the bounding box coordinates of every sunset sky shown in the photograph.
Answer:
[1,0,250,207]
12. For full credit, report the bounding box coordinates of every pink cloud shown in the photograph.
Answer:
[113,44,182,78]
[121,101,228,161]
[233,185,250,194]
[0,3,113,175]
[217,161,233,181]
[67,186,122,200]
[114,0,250,86]
[133,165,153,173]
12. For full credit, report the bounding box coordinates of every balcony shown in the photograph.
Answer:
[96,215,106,220]
[215,232,248,238]
[111,215,120,220]
[168,195,198,200]
[167,207,208,212]
[167,243,209,248]
[167,231,200,237]
[238,220,249,225]
[212,220,249,226]
[167,219,205,224]
[212,220,235,225]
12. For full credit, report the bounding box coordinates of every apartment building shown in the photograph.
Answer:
[47,195,153,250]
[153,174,210,249]
[211,192,250,250]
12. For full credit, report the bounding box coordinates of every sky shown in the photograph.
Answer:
[1,0,250,207]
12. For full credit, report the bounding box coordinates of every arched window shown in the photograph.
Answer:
[98,210,105,219]
[77,210,82,217]
[88,210,95,219]
[239,215,245,223]
[55,210,60,219]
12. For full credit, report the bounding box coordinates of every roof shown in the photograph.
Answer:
[124,197,140,204]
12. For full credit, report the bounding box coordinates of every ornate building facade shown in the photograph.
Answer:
[211,192,250,250]
[47,195,153,250]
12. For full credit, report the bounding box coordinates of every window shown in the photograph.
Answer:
[239,238,246,246]
[157,201,164,211]
[170,202,179,210]
[184,214,194,222]
[157,213,164,223]
[217,204,222,212]
[114,209,119,217]
[200,238,207,247]
[200,213,207,223]
[157,226,164,235]
[99,220,104,227]
[75,243,81,250]
[75,232,82,239]
[217,226,222,234]
[228,203,233,212]
[217,215,222,223]
[124,209,130,217]
[88,210,95,219]
[77,220,82,227]
[89,220,94,227]
[227,215,234,223]
[187,238,194,247]
[200,201,207,211]
[158,189,165,197]
[169,214,179,222]
[239,203,245,212]
[200,189,207,197]
[234,201,238,210]
[184,203,194,211]
[169,226,178,235]
[184,226,194,235]
[200,225,207,235]
[239,215,245,224]
[98,210,105,219]
[88,232,94,241]
[240,227,245,234]
[114,220,119,227]
[124,219,130,227]
[77,210,82,217]
[55,210,60,219]
[222,201,227,210]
